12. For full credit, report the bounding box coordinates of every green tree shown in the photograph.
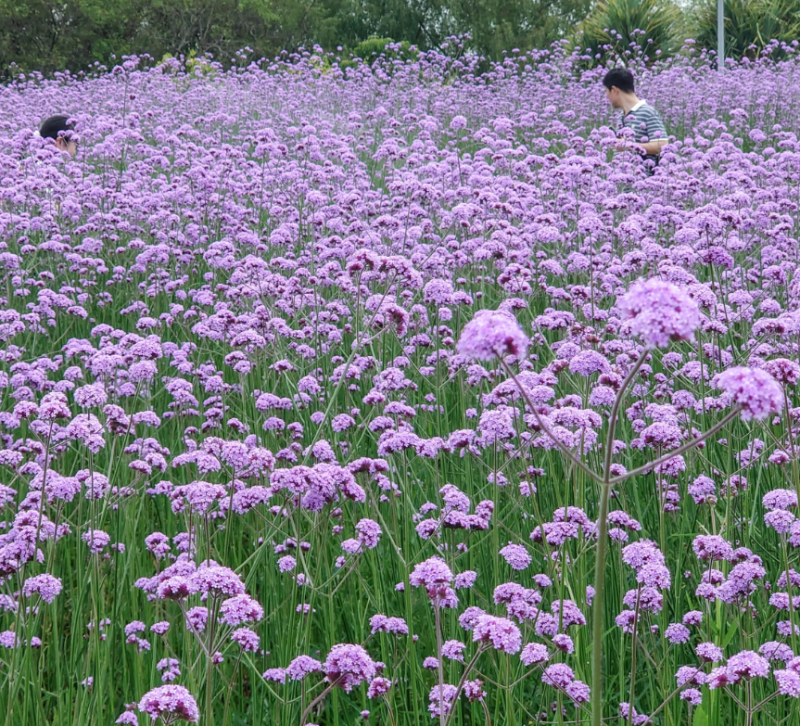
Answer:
[0,0,83,75]
[0,0,286,78]
[0,0,597,77]
[133,0,277,60]
[304,0,593,59]
[449,0,593,59]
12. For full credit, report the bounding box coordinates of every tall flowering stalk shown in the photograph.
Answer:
[589,279,702,726]
[456,279,787,726]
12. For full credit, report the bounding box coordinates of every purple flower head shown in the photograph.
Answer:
[553,634,574,653]
[463,679,486,702]
[82,529,110,554]
[676,666,706,687]
[145,532,172,560]
[692,535,733,561]
[323,644,377,692]
[760,642,794,663]
[39,392,71,420]
[566,680,591,703]
[472,615,522,654]
[765,509,796,533]
[726,650,770,679]
[499,543,531,571]
[219,594,264,626]
[775,669,800,697]
[409,557,454,601]
[286,655,323,681]
[714,367,783,421]
[682,611,703,626]
[568,350,610,377]
[369,614,409,635]
[619,702,653,725]
[124,621,146,648]
[764,489,798,511]
[456,309,528,361]
[441,640,466,661]
[355,518,381,549]
[158,576,193,601]
[636,562,671,590]
[542,663,575,688]
[764,358,800,386]
[278,555,297,573]
[551,599,587,627]
[157,658,181,683]
[262,668,287,684]
[138,685,199,722]
[22,574,62,603]
[521,642,549,665]
[459,606,486,631]
[65,413,106,452]
[185,607,208,633]
[621,540,665,569]
[230,627,260,652]
[428,684,458,718]
[454,570,477,589]
[189,564,246,597]
[689,475,716,505]
[367,677,392,698]
[617,279,701,348]
[74,384,108,409]
[664,623,690,644]
[696,642,724,663]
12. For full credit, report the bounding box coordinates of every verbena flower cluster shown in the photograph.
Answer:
[2,37,800,726]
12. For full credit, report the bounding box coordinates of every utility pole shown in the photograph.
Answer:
[717,0,725,71]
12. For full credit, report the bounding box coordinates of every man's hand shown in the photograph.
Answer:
[615,139,667,155]
[636,140,667,156]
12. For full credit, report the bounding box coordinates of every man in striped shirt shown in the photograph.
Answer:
[603,68,668,173]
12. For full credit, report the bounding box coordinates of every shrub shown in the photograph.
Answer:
[576,0,684,64]
[338,37,419,70]
[689,0,800,61]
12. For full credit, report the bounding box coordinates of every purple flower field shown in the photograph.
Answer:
[3,42,800,725]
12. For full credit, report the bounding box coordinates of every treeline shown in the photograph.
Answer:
[2,0,800,78]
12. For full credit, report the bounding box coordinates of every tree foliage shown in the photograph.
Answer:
[576,0,684,63]
[689,0,800,61]
[4,0,800,77]
[0,0,592,77]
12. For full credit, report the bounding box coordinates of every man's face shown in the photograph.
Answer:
[605,86,621,109]
[56,137,78,158]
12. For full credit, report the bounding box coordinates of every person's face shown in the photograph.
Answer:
[56,137,79,158]
[605,86,622,109]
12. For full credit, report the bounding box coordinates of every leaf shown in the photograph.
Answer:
[722,622,740,648]
[693,705,708,726]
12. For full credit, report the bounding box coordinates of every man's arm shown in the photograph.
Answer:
[638,109,668,156]
[636,139,667,156]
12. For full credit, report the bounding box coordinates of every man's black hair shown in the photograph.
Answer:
[39,115,74,140]
[602,68,635,94]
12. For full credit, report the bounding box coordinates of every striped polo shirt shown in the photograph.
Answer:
[618,100,668,170]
